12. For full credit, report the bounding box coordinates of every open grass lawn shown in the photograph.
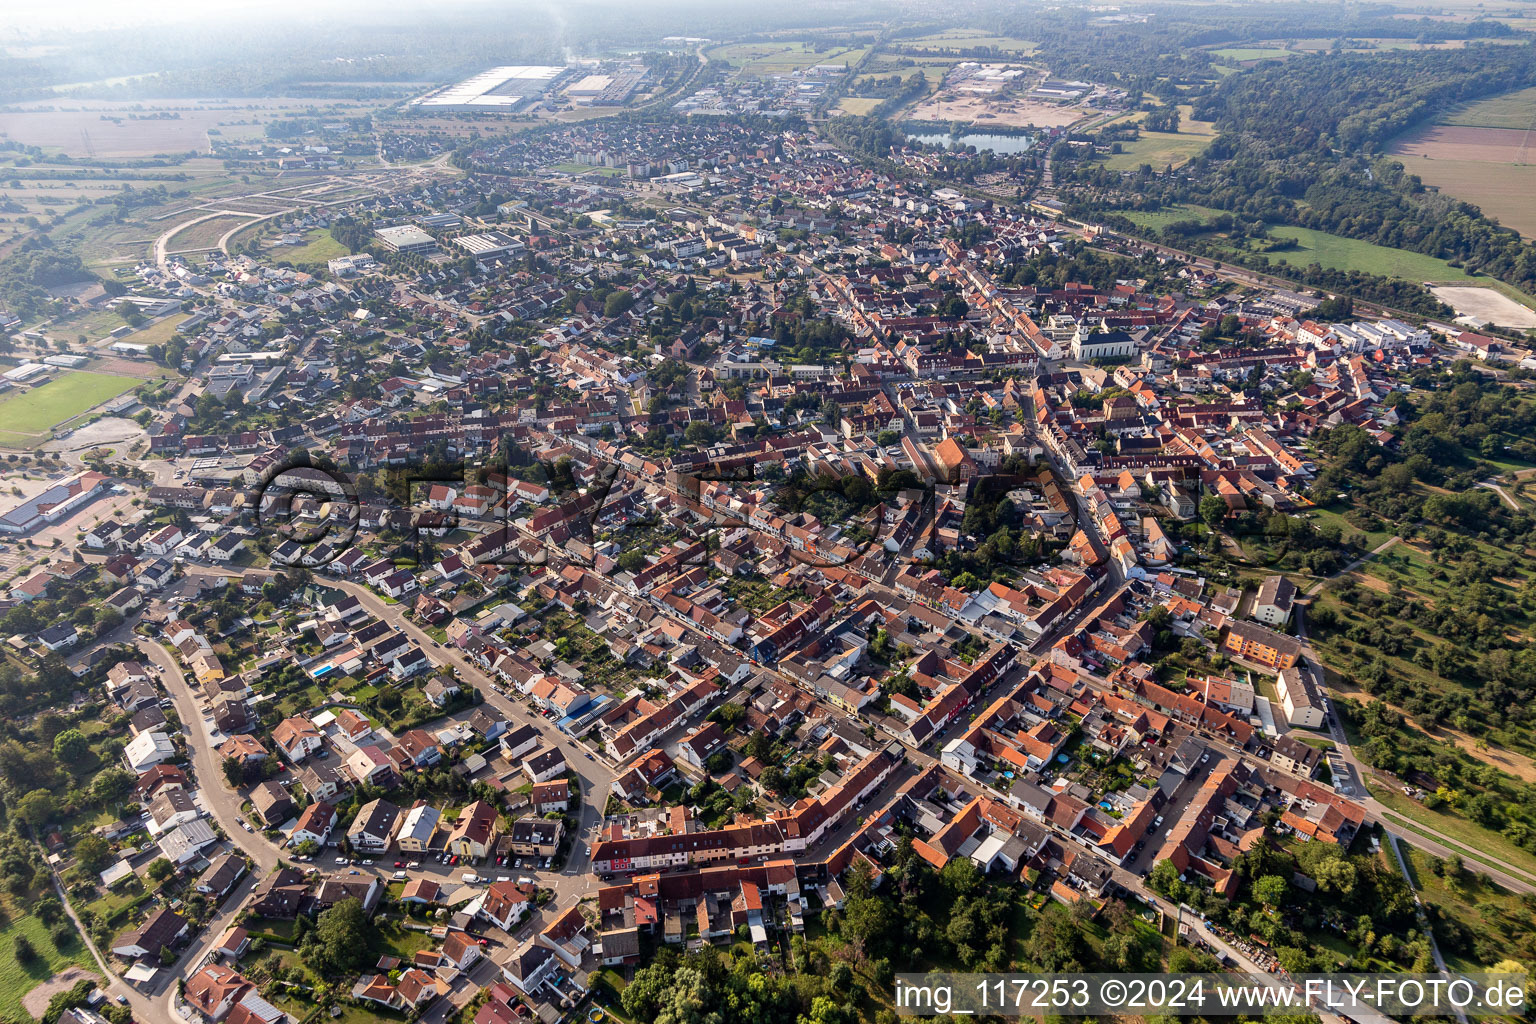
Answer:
[0,371,136,443]
[118,312,189,349]
[1103,131,1213,171]
[1301,504,1396,550]
[591,968,636,1023]
[375,920,433,959]
[274,228,348,266]
[274,989,407,1024]
[547,162,626,177]
[0,903,96,1022]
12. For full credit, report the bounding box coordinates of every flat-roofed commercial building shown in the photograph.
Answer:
[412,66,566,111]
[455,231,526,260]
[374,225,438,255]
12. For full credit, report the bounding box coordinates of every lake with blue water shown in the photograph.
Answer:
[906,132,1035,155]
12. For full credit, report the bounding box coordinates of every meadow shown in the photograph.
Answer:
[116,313,190,349]
[1102,105,1217,171]
[0,906,96,1023]
[835,97,883,115]
[1261,224,1490,282]
[1121,204,1536,310]
[271,228,350,266]
[1121,203,1227,231]
[17,156,281,276]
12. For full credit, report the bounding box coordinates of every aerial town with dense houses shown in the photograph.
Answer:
[0,99,1515,1024]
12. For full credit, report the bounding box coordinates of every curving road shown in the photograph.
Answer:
[171,565,615,890]
[322,578,614,877]
[137,636,284,872]
[1294,594,1536,895]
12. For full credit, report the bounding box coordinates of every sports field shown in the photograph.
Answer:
[0,372,137,444]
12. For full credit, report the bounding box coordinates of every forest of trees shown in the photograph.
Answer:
[0,241,97,319]
[1093,46,1536,298]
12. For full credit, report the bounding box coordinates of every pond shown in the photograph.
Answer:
[907,132,1035,155]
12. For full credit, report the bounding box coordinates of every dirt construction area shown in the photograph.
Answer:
[21,967,98,1020]
[1431,285,1536,328]
[907,92,1087,128]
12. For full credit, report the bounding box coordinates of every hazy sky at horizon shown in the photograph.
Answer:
[4,0,556,32]
[3,0,773,32]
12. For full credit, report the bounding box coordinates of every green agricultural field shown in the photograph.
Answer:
[709,41,869,75]
[895,29,1037,54]
[1209,47,1296,61]
[0,909,96,1022]
[1435,84,1536,129]
[0,371,137,444]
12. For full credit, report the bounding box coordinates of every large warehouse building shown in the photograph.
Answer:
[455,231,526,260]
[411,66,568,111]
